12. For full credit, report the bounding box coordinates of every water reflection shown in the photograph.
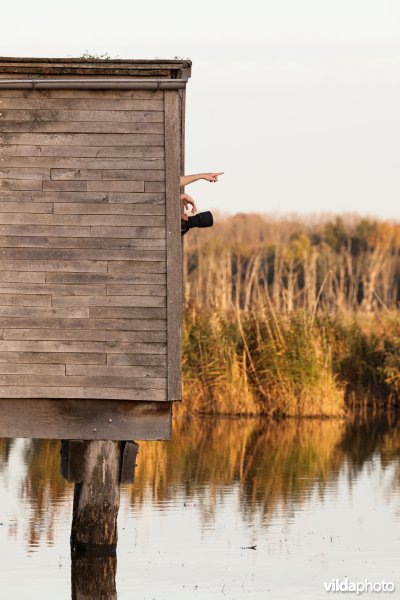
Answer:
[71,554,117,600]
[128,417,400,523]
[1,417,399,544]
[23,440,71,548]
[0,418,400,600]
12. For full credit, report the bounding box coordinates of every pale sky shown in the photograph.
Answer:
[2,0,400,220]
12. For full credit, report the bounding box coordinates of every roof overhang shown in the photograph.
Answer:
[0,57,192,88]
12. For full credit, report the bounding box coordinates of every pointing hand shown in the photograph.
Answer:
[203,172,224,183]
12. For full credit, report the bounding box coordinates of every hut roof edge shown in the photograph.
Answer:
[0,57,192,80]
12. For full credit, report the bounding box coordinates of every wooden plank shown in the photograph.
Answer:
[90,227,165,239]
[43,180,87,191]
[1,158,168,170]
[0,294,51,307]
[51,169,102,181]
[0,70,167,80]
[0,364,66,374]
[0,62,176,76]
[0,168,50,180]
[106,284,165,296]
[106,342,166,354]
[87,181,145,193]
[0,236,165,250]
[107,260,166,274]
[0,191,109,203]
[3,329,107,341]
[0,225,91,237]
[0,318,166,331]
[106,353,166,366]
[0,248,165,260]
[0,179,42,190]
[0,259,107,272]
[0,121,164,134]
[0,133,165,146]
[0,271,46,283]
[0,341,113,354]
[0,387,166,400]
[0,351,105,364]
[0,201,53,213]
[46,272,166,284]
[101,169,164,181]
[0,145,42,157]
[0,399,172,440]
[164,91,182,402]
[52,296,166,308]
[45,146,165,158]
[0,109,164,122]
[54,202,165,215]
[0,373,166,388]
[89,307,166,319]
[0,283,106,295]
[145,181,165,192]
[66,364,166,377]
[108,192,165,204]
[1,237,165,251]
[0,98,164,110]
[0,212,166,226]
[0,306,90,317]
[104,330,166,342]
[0,145,164,158]
[0,89,164,99]
[0,191,165,204]
[1,157,165,169]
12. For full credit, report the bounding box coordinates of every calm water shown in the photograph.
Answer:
[0,417,400,599]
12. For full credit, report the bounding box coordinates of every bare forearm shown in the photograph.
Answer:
[180,172,224,187]
[180,174,206,187]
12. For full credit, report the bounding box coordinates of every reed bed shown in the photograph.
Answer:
[181,214,400,416]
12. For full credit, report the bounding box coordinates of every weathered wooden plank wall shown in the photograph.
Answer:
[0,88,180,401]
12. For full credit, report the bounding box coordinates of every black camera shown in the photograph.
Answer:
[181,211,214,236]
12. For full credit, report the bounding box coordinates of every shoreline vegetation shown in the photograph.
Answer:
[180,214,400,417]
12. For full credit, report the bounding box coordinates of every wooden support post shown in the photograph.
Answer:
[61,439,140,555]
[71,554,117,600]
[70,441,122,555]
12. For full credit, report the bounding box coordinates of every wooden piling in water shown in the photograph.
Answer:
[70,440,122,554]
[61,439,140,554]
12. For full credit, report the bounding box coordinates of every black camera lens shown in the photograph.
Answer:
[181,211,214,236]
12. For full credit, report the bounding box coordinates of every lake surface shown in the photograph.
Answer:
[0,416,400,599]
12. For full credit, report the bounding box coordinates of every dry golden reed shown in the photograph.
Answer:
[181,214,400,416]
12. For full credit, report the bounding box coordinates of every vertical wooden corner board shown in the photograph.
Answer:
[164,91,182,401]
[0,85,183,402]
